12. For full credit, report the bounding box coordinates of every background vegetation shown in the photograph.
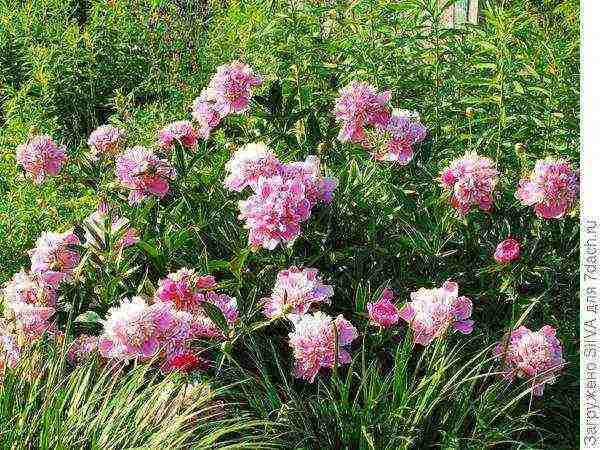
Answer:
[0,0,579,448]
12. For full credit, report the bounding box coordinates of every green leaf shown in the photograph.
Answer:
[74,310,102,324]
[201,302,230,335]
[138,240,159,259]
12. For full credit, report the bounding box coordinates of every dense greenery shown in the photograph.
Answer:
[0,0,579,448]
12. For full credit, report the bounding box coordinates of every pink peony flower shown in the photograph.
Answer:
[6,301,57,343]
[83,204,138,252]
[155,268,217,313]
[68,335,99,365]
[493,325,564,396]
[367,288,400,328]
[516,157,579,219]
[440,151,499,214]
[115,146,175,205]
[29,231,81,282]
[281,156,338,205]
[233,152,337,250]
[88,125,126,158]
[494,238,520,264]
[288,311,358,382]
[261,266,334,319]
[238,175,312,250]
[3,270,60,308]
[16,135,66,184]
[399,281,474,345]
[191,99,222,139]
[372,110,427,165]
[157,120,199,150]
[99,297,193,361]
[0,323,20,371]
[224,143,282,192]
[191,61,262,139]
[155,270,237,340]
[334,81,391,146]
[198,60,262,117]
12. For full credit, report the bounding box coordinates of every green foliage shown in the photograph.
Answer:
[0,344,275,449]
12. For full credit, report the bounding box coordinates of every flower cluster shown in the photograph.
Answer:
[0,228,80,356]
[399,281,474,346]
[74,268,237,373]
[334,81,391,145]
[288,311,358,382]
[260,265,356,382]
[98,297,191,361]
[493,325,564,396]
[83,202,138,252]
[157,120,199,150]
[115,146,175,205]
[88,125,126,158]
[516,157,579,219]
[494,238,520,264]
[192,61,262,138]
[16,134,66,184]
[367,288,400,328]
[261,266,334,318]
[440,151,499,214]
[226,144,337,250]
[334,82,426,165]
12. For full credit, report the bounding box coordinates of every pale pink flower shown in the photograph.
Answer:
[88,125,126,158]
[191,61,262,139]
[7,301,56,343]
[334,81,391,146]
[516,157,579,219]
[157,120,199,150]
[83,205,138,251]
[68,335,99,365]
[0,323,20,371]
[440,151,499,214]
[224,143,282,192]
[198,60,262,117]
[281,156,338,205]
[399,281,474,346]
[16,135,66,184]
[30,231,81,282]
[262,266,333,319]
[494,238,520,264]
[191,99,222,139]
[493,325,564,396]
[373,110,427,165]
[99,297,192,361]
[238,175,311,250]
[367,288,400,328]
[155,268,217,313]
[3,270,60,308]
[115,146,175,205]
[288,312,358,382]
